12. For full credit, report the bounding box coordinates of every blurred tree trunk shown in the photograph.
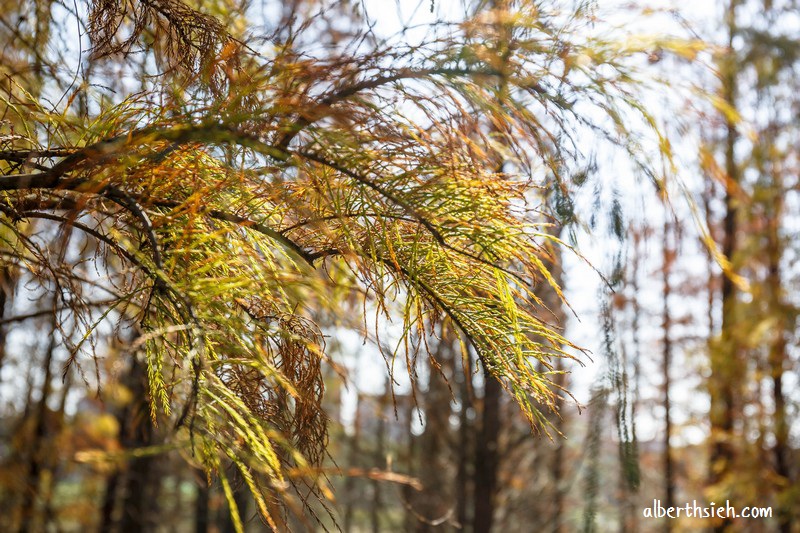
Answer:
[343,391,361,532]
[100,471,120,530]
[455,348,473,531]
[661,218,675,531]
[0,267,10,378]
[582,386,608,533]
[550,359,567,533]
[623,228,644,533]
[102,353,161,533]
[764,153,791,533]
[708,4,740,531]
[403,394,418,533]
[472,1,511,528]
[371,379,388,533]
[473,371,500,532]
[540,223,569,533]
[40,363,73,528]
[18,322,57,533]
[194,470,210,533]
[413,329,455,531]
[0,267,11,528]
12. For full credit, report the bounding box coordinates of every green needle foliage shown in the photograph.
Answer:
[0,0,682,528]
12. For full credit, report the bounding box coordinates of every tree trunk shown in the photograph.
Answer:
[550,361,566,533]
[343,389,361,532]
[18,330,57,533]
[472,2,510,528]
[40,364,73,529]
[765,175,791,533]
[539,224,569,533]
[472,369,500,533]
[194,471,210,533]
[0,266,10,381]
[371,380,388,533]
[100,471,121,532]
[624,230,644,533]
[403,394,418,533]
[455,349,473,531]
[662,219,675,531]
[708,4,740,531]
[116,355,160,533]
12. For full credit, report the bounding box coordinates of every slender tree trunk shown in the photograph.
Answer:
[403,395,418,533]
[455,349,472,531]
[551,360,566,533]
[101,472,121,531]
[0,266,10,381]
[539,224,569,533]
[708,4,740,531]
[582,387,609,533]
[116,355,160,533]
[765,180,791,533]
[702,180,717,337]
[41,365,73,529]
[616,340,636,533]
[343,390,361,532]
[609,296,637,533]
[626,231,644,533]
[18,330,57,533]
[472,369,500,533]
[194,471,210,533]
[472,2,510,529]
[371,379,388,533]
[661,219,675,532]
[414,334,454,532]
[0,268,10,526]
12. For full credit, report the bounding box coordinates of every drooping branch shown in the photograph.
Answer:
[0,122,521,274]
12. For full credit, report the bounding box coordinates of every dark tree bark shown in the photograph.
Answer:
[0,266,10,381]
[472,369,500,533]
[471,2,510,528]
[41,365,73,528]
[455,349,473,531]
[413,335,454,532]
[114,355,161,533]
[708,4,740,531]
[18,330,57,533]
[0,267,11,524]
[194,471,210,533]
[765,166,791,533]
[403,395,418,533]
[100,471,121,532]
[550,360,566,533]
[371,380,388,533]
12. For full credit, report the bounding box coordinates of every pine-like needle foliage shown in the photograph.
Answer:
[0,0,678,528]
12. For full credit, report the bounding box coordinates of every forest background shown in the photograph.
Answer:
[0,0,797,531]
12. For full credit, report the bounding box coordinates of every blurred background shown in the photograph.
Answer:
[0,0,798,531]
